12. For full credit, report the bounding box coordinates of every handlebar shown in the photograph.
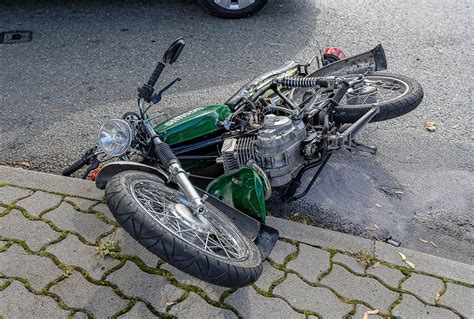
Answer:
[62,157,87,176]
[147,62,165,88]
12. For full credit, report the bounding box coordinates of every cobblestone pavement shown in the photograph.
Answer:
[1,168,473,318]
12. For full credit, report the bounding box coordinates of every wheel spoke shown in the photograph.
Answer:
[130,179,249,261]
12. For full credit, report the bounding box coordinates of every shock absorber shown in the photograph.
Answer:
[276,77,332,88]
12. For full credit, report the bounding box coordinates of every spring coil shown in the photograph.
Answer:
[277,77,323,88]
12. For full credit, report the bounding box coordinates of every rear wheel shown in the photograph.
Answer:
[105,171,262,287]
[334,73,424,123]
[200,0,267,19]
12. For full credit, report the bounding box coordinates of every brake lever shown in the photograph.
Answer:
[82,156,100,179]
[151,78,181,104]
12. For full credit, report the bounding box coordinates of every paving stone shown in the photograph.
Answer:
[119,301,155,318]
[103,228,159,268]
[107,261,184,312]
[161,263,228,301]
[0,186,33,205]
[375,241,474,286]
[42,202,112,243]
[49,272,128,318]
[0,209,61,251]
[0,244,63,291]
[392,294,458,318]
[333,253,366,273]
[321,264,398,312]
[0,167,103,200]
[226,286,301,319]
[170,292,237,318]
[65,197,98,212]
[269,240,298,265]
[91,203,116,223]
[366,265,405,288]
[16,191,62,217]
[0,281,69,318]
[402,273,444,304]
[254,261,285,292]
[439,283,474,318]
[73,311,88,319]
[273,273,352,318]
[286,243,330,282]
[46,236,120,280]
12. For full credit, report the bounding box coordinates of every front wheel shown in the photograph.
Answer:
[105,171,263,287]
[199,0,267,19]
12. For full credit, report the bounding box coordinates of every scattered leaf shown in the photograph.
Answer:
[372,261,381,268]
[51,108,61,112]
[435,292,441,303]
[447,124,459,129]
[20,161,30,168]
[365,224,379,231]
[424,121,437,132]
[363,309,380,319]
[166,300,178,306]
[419,239,429,243]
[398,252,415,269]
[363,202,373,208]
[430,241,438,248]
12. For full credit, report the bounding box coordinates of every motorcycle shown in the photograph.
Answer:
[63,38,423,287]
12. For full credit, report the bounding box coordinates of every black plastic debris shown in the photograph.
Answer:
[0,31,33,44]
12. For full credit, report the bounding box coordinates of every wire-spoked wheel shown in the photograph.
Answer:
[106,171,263,287]
[333,73,424,123]
[130,179,249,261]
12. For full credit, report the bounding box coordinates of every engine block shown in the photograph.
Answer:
[221,115,306,187]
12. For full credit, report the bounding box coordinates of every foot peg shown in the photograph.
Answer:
[350,140,377,155]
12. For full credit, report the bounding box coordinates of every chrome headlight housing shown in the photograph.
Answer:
[97,119,133,157]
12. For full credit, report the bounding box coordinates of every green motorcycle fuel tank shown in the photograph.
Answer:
[153,104,268,221]
[153,104,231,146]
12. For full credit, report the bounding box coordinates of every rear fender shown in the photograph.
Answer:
[95,161,168,190]
[309,44,387,77]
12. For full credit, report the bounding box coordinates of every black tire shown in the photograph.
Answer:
[199,0,267,19]
[105,171,263,288]
[334,73,424,123]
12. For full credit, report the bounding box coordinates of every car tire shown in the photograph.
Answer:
[199,0,267,19]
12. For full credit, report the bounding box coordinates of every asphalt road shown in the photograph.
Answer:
[1,0,472,263]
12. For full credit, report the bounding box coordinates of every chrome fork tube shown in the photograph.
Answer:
[143,117,205,214]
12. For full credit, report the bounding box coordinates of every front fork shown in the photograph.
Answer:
[143,121,206,214]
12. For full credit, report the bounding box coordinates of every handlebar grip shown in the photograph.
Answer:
[62,157,87,176]
[147,62,165,88]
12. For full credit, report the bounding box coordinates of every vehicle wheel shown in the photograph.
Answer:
[105,171,263,287]
[199,0,267,19]
[333,73,424,123]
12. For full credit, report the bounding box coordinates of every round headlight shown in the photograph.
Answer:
[97,119,133,157]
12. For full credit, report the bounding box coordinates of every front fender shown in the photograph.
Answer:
[95,161,169,190]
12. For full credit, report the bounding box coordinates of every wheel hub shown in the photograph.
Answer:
[173,203,211,231]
